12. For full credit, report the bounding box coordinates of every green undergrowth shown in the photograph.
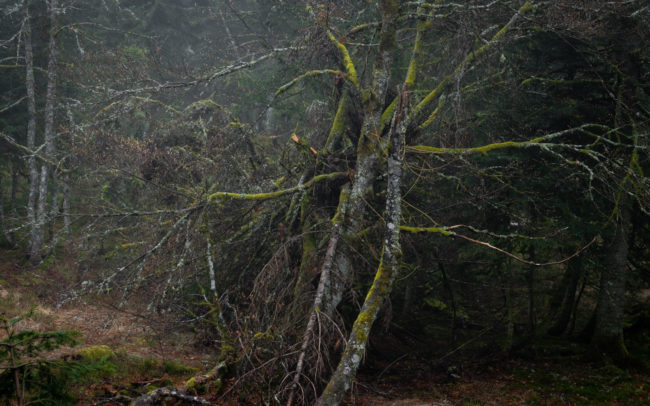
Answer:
[0,308,115,405]
[76,349,208,403]
[0,303,204,404]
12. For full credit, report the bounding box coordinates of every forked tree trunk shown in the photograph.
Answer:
[300,2,534,403]
[322,0,400,316]
[318,87,406,405]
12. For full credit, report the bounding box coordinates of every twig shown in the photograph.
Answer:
[401,225,598,267]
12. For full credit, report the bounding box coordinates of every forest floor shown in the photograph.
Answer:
[1,250,649,405]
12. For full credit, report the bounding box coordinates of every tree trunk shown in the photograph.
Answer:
[592,208,631,363]
[62,172,71,235]
[24,12,40,263]
[31,0,58,264]
[0,189,11,247]
[10,164,18,245]
[322,0,401,316]
[548,256,583,336]
[527,244,537,336]
[318,85,407,406]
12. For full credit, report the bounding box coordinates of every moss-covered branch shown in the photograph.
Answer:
[275,69,341,96]
[324,90,355,153]
[328,31,359,87]
[406,124,611,156]
[404,5,431,88]
[207,172,346,203]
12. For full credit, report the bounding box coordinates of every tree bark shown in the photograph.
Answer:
[592,207,631,363]
[0,189,12,247]
[62,172,71,235]
[24,11,40,263]
[548,256,583,336]
[318,85,407,406]
[31,0,58,264]
[323,0,400,316]
[288,215,345,406]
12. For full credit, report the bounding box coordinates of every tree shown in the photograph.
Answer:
[1,0,648,404]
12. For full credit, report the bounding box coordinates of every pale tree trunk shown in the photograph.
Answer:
[318,86,407,406]
[287,216,344,406]
[62,172,71,235]
[10,165,19,244]
[593,206,631,363]
[31,0,58,264]
[24,12,40,263]
[47,180,59,243]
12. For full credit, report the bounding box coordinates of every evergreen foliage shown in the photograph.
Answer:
[0,308,114,405]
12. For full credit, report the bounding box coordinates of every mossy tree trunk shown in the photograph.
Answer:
[318,85,407,406]
[321,0,400,316]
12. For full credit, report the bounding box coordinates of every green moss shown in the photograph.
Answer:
[519,1,534,14]
[185,376,198,390]
[162,360,197,375]
[273,176,286,188]
[400,225,453,236]
[220,344,237,362]
[331,185,350,225]
[77,345,115,361]
[354,310,372,344]
[407,136,545,156]
[404,8,430,87]
[380,99,397,129]
[328,31,358,87]
[207,172,346,203]
[419,97,445,129]
[325,92,351,152]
